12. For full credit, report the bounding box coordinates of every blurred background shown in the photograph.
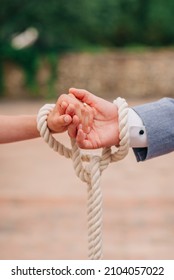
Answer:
[0,0,174,259]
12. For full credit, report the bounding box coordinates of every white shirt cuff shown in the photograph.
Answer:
[128,108,147,148]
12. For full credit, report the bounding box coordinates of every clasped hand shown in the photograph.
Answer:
[48,88,120,149]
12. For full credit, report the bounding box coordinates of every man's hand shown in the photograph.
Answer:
[69,88,119,149]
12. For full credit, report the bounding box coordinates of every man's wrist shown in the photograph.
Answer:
[128,108,147,148]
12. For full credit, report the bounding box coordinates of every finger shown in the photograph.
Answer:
[49,114,72,133]
[57,94,71,114]
[88,107,94,128]
[58,101,68,115]
[72,115,80,126]
[61,101,68,111]
[68,93,77,99]
[68,93,84,107]
[76,129,93,149]
[81,109,89,133]
[58,94,81,115]
[65,104,75,116]
[68,92,93,122]
[69,88,113,118]
[67,115,80,138]
[69,88,96,106]
[76,128,85,142]
[58,114,72,126]
[74,103,82,120]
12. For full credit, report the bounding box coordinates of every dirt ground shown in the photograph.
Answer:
[0,99,174,260]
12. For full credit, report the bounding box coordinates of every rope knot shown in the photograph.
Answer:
[37,97,129,260]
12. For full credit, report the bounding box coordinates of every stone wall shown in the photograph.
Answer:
[3,50,174,99]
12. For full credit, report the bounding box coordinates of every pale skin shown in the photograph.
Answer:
[0,89,119,147]
[67,88,120,149]
[0,94,91,144]
[56,93,94,138]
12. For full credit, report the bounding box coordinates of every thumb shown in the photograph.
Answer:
[69,88,97,106]
[61,114,72,126]
[51,115,72,131]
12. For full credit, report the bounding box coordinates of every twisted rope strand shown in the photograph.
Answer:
[87,156,103,259]
[37,97,129,259]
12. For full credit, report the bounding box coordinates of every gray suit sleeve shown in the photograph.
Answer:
[132,98,174,161]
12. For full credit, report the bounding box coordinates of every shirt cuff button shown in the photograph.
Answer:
[139,130,144,135]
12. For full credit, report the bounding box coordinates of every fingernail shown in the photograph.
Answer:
[64,116,70,123]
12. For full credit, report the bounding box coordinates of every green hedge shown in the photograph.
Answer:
[1,0,174,96]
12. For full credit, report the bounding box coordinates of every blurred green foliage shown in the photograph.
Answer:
[1,0,174,96]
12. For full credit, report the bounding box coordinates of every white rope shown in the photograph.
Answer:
[37,97,129,260]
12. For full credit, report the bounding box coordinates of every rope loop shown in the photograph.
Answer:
[37,97,129,259]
